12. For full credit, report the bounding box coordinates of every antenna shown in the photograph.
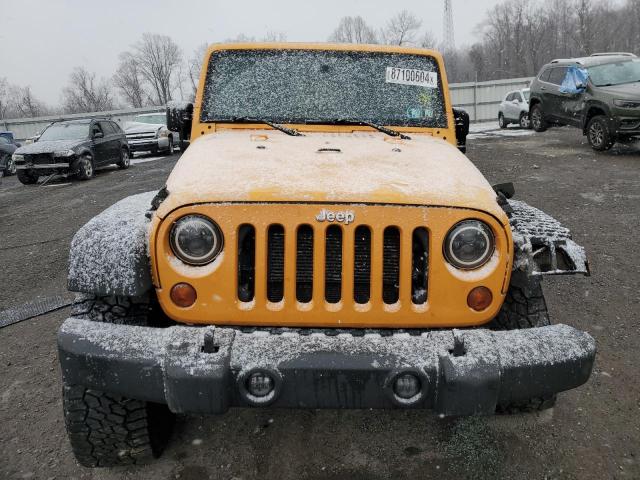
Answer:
[443,0,455,50]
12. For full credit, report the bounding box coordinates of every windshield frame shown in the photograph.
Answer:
[38,122,90,142]
[194,43,456,140]
[587,58,640,87]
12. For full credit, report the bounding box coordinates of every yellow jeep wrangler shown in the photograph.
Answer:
[59,43,595,467]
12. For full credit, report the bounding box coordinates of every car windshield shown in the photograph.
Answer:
[588,59,640,87]
[133,114,166,125]
[522,90,530,101]
[38,123,89,141]
[201,49,448,128]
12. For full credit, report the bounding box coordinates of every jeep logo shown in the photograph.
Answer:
[316,209,355,225]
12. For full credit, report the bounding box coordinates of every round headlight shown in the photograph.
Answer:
[444,220,495,270]
[170,215,223,266]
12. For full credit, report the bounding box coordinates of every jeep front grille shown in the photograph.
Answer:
[236,223,429,308]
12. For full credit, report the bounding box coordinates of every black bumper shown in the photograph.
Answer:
[58,319,596,416]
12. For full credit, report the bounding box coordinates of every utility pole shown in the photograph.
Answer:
[443,0,456,49]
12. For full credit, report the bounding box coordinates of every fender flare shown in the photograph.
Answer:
[68,192,156,296]
[508,200,589,277]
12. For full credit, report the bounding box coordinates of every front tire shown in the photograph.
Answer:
[75,155,94,181]
[490,271,556,413]
[17,169,39,185]
[4,155,17,175]
[530,104,548,132]
[63,294,175,467]
[587,115,614,151]
[498,113,508,129]
[63,385,174,467]
[519,112,531,129]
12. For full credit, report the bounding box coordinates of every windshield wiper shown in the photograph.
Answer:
[227,117,303,137]
[320,119,411,140]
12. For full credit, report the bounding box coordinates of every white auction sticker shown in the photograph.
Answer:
[385,67,438,88]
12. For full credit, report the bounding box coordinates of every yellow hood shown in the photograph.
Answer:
[158,130,503,220]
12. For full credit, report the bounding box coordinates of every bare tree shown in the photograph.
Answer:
[113,52,149,108]
[133,33,182,105]
[382,10,422,46]
[187,43,209,100]
[0,78,10,120]
[62,67,115,113]
[329,16,378,43]
[262,31,288,42]
[419,30,438,49]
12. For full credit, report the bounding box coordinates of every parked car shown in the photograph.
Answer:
[529,53,640,151]
[12,118,130,184]
[0,131,20,176]
[498,89,531,129]
[60,43,595,468]
[124,112,177,155]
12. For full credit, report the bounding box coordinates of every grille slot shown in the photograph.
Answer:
[237,225,255,302]
[353,226,371,304]
[412,228,429,304]
[382,227,401,304]
[267,225,285,303]
[324,226,343,304]
[296,225,314,303]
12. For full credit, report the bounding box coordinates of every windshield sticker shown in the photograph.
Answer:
[386,67,438,88]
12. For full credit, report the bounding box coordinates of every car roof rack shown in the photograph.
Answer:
[590,52,637,57]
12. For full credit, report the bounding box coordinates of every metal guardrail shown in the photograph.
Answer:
[0,77,534,139]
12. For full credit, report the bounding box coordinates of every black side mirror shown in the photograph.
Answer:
[453,108,470,154]
[167,102,194,145]
[93,131,104,139]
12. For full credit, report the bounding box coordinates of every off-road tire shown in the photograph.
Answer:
[76,155,94,181]
[490,271,557,413]
[63,294,175,467]
[117,148,131,169]
[530,104,547,132]
[587,115,615,151]
[63,385,174,467]
[519,112,531,129]
[498,113,508,129]
[17,169,39,185]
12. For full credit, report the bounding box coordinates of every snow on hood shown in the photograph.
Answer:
[15,139,83,155]
[125,122,164,134]
[158,130,502,218]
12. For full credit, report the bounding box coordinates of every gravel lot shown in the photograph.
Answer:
[1,129,639,480]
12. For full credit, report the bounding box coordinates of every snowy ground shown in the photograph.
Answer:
[1,132,639,479]
[468,120,535,140]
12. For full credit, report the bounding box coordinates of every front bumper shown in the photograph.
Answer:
[58,319,595,416]
[127,138,166,152]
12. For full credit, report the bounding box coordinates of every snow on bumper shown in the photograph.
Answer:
[58,319,595,416]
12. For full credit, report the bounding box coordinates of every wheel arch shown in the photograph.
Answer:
[583,102,611,134]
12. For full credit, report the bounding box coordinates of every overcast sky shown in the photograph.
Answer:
[1,0,502,105]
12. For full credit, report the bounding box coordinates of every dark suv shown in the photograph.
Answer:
[12,118,131,184]
[529,53,640,151]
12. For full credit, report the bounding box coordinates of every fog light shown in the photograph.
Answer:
[467,286,493,311]
[393,373,421,400]
[247,372,274,398]
[170,283,197,308]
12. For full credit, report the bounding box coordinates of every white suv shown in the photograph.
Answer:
[498,89,531,129]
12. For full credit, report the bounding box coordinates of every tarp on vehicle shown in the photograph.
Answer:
[560,66,589,94]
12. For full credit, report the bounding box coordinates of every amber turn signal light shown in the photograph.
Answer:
[170,283,197,308]
[467,286,493,312]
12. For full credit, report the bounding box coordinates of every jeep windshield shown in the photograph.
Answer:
[38,122,89,141]
[201,49,448,129]
[588,59,640,87]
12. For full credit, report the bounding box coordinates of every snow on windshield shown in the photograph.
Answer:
[201,49,448,128]
[588,59,640,87]
[39,123,89,141]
